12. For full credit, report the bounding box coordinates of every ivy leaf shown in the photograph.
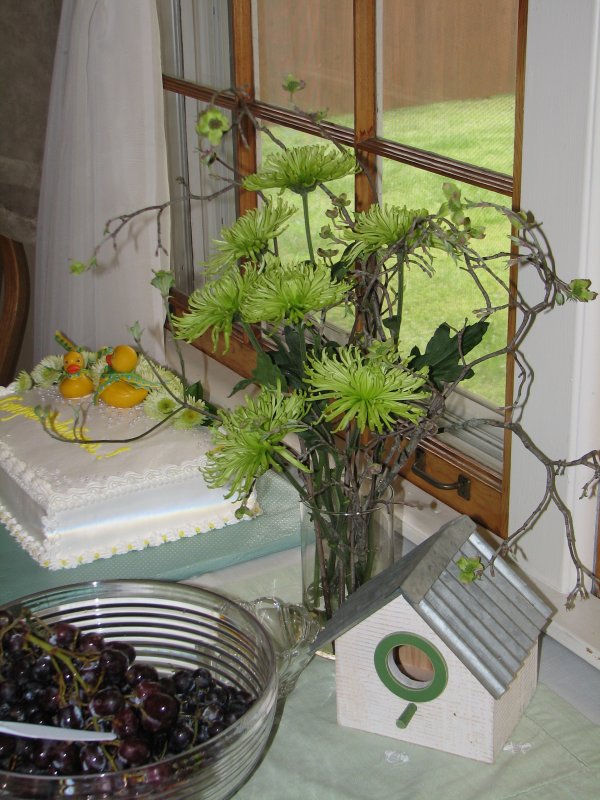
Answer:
[456,555,484,584]
[567,278,597,302]
[408,320,489,389]
[282,73,306,97]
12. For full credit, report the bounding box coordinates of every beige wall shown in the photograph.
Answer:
[0,0,62,375]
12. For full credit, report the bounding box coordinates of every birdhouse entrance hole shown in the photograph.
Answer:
[392,645,435,686]
[374,633,448,702]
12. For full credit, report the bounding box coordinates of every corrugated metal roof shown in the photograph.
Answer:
[312,515,553,698]
[414,531,553,698]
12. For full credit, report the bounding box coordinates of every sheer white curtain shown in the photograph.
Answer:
[34,0,168,363]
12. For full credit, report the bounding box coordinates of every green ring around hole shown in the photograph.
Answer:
[374,632,448,702]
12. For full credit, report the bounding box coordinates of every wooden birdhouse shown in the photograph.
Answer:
[312,515,553,763]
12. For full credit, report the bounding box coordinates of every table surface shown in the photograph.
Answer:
[2,479,599,798]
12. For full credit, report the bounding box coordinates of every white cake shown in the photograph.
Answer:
[0,386,258,569]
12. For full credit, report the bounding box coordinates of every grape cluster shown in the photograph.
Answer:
[0,609,255,777]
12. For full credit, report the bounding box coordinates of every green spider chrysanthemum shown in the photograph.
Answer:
[243,145,358,195]
[195,106,231,146]
[208,201,296,272]
[344,204,430,263]
[240,256,351,326]
[305,346,429,433]
[31,355,64,387]
[172,270,256,353]
[203,386,309,500]
[135,356,183,395]
[143,390,180,421]
[14,371,34,391]
[172,404,206,430]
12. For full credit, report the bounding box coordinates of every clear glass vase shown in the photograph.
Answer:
[300,489,395,623]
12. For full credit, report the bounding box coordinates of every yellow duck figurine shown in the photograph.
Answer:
[59,351,95,399]
[98,345,149,408]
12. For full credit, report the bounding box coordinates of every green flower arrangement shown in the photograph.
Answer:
[162,127,596,616]
[69,88,598,617]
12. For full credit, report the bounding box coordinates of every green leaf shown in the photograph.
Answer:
[456,555,484,584]
[151,269,175,298]
[567,278,597,302]
[382,314,402,340]
[282,73,306,96]
[408,320,489,389]
[270,326,308,390]
[185,380,204,401]
[250,349,286,389]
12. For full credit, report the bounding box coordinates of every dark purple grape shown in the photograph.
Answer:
[106,641,136,666]
[90,686,124,717]
[112,705,140,738]
[31,654,55,684]
[145,760,174,784]
[193,668,213,691]
[2,626,28,655]
[51,742,81,774]
[141,692,179,733]
[133,679,163,702]
[6,649,34,674]
[207,720,226,737]
[118,736,151,767]
[59,662,75,686]
[99,647,129,681]
[79,663,103,691]
[125,662,159,687]
[80,743,108,773]
[48,622,79,650]
[78,631,105,654]
[8,700,28,721]
[168,720,194,753]
[38,684,61,712]
[159,675,177,695]
[201,702,224,724]
[194,723,210,744]
[0,732,16,759]
[172,669,195,695]
[30,740,56,770]
[56,703,84,730]
[0,678,20,703]
[206,684,230,706]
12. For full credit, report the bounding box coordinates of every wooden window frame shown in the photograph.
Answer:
[162,0,529,538]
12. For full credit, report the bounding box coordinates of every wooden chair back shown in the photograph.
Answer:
[0,235,30,386]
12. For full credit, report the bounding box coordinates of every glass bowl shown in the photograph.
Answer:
[0,580,278,799]
[238,597,321,697]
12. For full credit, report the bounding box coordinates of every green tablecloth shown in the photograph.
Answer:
[0,471,300,607]
[237,657,600,800]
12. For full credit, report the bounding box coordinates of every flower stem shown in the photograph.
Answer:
[300,191,315,263]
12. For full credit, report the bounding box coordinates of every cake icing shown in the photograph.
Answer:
[0,386,258,569]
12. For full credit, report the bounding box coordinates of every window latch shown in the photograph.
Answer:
[411,448,471,500]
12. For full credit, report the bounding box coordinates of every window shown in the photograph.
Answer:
[157,0,527,537]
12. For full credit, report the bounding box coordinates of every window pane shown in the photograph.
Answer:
[163,95,236,291]
[381,162,510,407]
[381,0,518,174]
[254,0,354,127]
[158,0,231,88]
